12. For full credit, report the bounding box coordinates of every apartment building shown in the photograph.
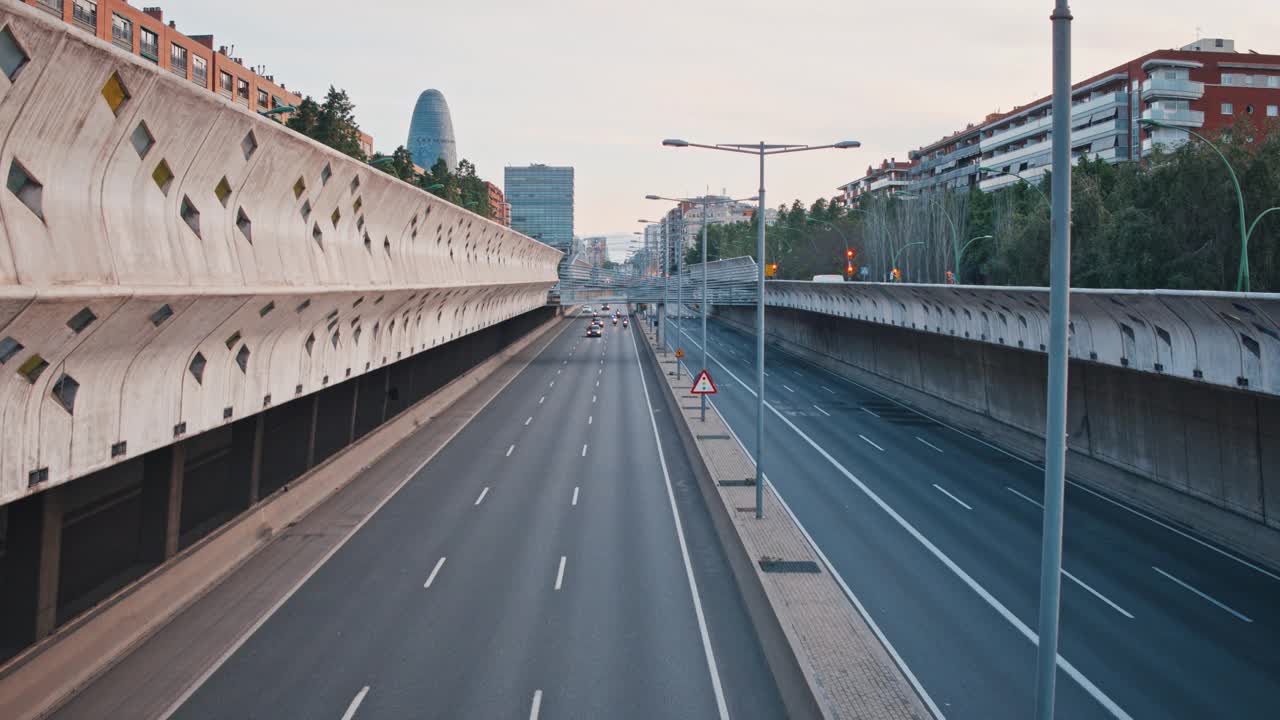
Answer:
[484,181,510,227]
[894,38,1280,195]
[31,1,305,125]
[837,158,916,205]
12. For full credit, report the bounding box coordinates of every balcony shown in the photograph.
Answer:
[140,40,159,63]
[1141,107,1205,127]
[111,26,132,52]
[868,177,909,193]
[1141,77,1204,102]
[71,2,96,31]
[983,92,1126,151]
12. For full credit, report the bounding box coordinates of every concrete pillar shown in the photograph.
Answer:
[306,393,319,469]
[165,443,185,559]
[34,489,63,640]
[247,414,265,505]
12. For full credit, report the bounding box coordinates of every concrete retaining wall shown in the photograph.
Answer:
[717,304,1280,563]
[0,2,561,505]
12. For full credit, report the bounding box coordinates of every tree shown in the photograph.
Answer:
[285,87,366,161]
[371,145,417,183]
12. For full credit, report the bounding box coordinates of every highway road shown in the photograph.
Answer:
[664,312,1280,720]
[166,316,785,719]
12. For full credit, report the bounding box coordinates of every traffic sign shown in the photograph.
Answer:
[690,369,717,395]
[675,348,684,358]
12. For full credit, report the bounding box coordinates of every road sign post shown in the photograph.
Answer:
[690,369,717,422]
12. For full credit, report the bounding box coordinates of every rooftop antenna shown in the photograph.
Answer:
[1195,25,1202,41]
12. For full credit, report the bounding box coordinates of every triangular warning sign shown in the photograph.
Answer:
[690,369,717,395]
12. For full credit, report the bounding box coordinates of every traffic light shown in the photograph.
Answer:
[845,248,855,260]
[846,262,855,276]
[945,270,955,284]
[891,267,902,282]
[765,262,779,278]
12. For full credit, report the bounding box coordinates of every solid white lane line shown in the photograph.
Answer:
[341,686,370,720]
[916,437,943,453]
[549,380,555,387]
[1152,566,1253,622]
[768,332,1280,585]
[592,395,597,403]
[782,384,795,393]
[1063,570,1134,619]
[821,385,835,394]
[557,369,561,374]
[861,407,880,418]
[424,557,446,588]
[572,487,579,506]
[581,444,588,457]
[933,484,973,510]
[813,404,831,417]
[525,416,533,426]
[692,338,1132,720]
[506,444,515,457]
[628,324,729,720]
[588,415,593,425]
[1006,486,1043,508]
[539,396,545,404]
[555,556,567,590]
[529,690,543,720]
[474,487,489,505]
[792,370,803,377]
[859,434,885,452]
[595,380,600,387]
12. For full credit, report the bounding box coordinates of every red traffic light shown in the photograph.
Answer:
[845,248,854,259]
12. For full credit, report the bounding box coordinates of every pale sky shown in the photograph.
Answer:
[167,0,1275,241]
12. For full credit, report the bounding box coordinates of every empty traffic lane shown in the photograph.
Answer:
[171,315,782,719]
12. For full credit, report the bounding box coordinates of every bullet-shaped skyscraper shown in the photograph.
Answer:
[407,89,457,170]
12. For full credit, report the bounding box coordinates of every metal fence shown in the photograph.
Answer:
[556,255,759,305]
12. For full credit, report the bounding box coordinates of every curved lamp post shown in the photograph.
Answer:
[662,137,860,519]
[889,241,924,281]
[1138,117,1278,292]
[899,192,960,283]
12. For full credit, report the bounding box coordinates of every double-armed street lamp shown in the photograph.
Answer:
[662,137,860,518]
[1138,118,1280,292]
[646,193,758,416]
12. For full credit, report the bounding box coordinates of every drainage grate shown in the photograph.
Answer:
[758,559,821,574]
[717,478,756,487]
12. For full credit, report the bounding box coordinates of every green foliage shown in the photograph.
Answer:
[286,86,366,161]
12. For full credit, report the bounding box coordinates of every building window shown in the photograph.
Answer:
[1268,105,1279,117]
[110,13,132,51]
[1221,102,1233,115]
[219,70,233,94]
[192,55,207,86]
[169,43,188,78]
[139,27,159,62]
[72,0,97,31]
[237,78,250,101]
[257,89,269,108]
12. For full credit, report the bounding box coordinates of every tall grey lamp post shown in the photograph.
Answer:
[647,193,758,420]
[661,138,860,518]
[1036,2,1073,719]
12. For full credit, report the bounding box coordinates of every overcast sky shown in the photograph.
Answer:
[167,0,1275,245]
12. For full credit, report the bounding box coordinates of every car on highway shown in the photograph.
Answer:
[586,324,602,337]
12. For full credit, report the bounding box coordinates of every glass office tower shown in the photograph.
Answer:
[407,89,458,170]
[503,164,574,253]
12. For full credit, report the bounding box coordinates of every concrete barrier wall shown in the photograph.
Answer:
[718,299,1280,555]
[0,2,561,505]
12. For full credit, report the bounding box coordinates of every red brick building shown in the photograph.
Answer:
[485,181,510,226]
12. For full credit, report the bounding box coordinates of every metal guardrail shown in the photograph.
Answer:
[556,255,759,305]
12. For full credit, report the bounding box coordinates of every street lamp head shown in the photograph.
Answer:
[644,194,662,200]
[833,140,862,149]
[662,138,690,147]
[978,165,998,173]
[1136,118,1168,129]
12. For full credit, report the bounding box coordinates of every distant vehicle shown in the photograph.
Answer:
[586,325,602,337]
[602,304,610,310]
[612,317,618,325]
[622,319,629,328]
[812,274,845,283]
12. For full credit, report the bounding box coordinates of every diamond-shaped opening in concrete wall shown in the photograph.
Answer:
[0,336,23,364]
[101,71,129,115]
[51,374,79,413]
[320,162,332,185]
[353,326,362,344]
[300,199,312,222]
[312,222,323,249]
[17,354,47,382]
[353,196,362,212]
[189,352,206,383]
[235,344,250,372]
[258,301,274,317]
[152,160,176,197]
[235,207,252,243]
[7,159,43,221]
[350,176,360,193]
[66,307,97,333]
[356,215,364,231]
[214,176,232,207]
[296,299,311,313]
[384,236,391,254]
[304,333,315,356]
[130,121,154,159]
[0,25,30,81]
[363,231,371,252]
[223,406,233,419]
[330,207,340,228]
[241,130,258,161]
[352,296,363,308]
[330,330,340,348]
[374,295,384,305]
[224,330,241,350]
[149,304,173,326]
[293,176,306,199]
[180,195,201,238]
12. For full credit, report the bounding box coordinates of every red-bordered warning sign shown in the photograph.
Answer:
[690,369,717,395]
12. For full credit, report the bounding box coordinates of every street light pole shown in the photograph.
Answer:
[1035,2,1073,719]
[663,137,860,518]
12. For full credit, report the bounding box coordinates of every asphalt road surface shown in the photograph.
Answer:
[664,313,1280,720]
[169,316,785,719]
